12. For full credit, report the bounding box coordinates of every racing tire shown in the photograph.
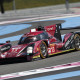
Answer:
[74,34,80,50]
[40,41,48,59]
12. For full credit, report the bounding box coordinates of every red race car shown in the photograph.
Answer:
[0,24,80,61]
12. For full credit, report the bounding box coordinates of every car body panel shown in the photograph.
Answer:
[0,24,79,61]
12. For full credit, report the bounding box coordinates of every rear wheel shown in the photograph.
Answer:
[40,41,48,59]
[74,34,80,50]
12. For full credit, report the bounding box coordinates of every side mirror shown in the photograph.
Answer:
[6,40,10,43]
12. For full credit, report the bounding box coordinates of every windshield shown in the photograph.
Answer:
[18,32,49,44]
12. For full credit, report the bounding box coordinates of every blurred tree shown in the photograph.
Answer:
[0,0,13,14]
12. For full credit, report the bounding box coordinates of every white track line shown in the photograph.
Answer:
[0,14,80,25]
[0,61,80,80]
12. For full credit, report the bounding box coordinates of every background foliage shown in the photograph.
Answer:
[3,0,80,11]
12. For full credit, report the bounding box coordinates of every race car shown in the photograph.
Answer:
[0,24,80,61]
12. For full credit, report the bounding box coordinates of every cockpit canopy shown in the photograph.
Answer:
[18,32,49,44]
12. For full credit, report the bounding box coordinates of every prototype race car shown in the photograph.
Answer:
[0,24,80,61]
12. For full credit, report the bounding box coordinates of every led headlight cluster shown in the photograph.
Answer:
[27,46,33,54]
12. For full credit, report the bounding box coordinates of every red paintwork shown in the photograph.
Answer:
[44,25,56,36]
[23,31,43,37]
[0,24,74,60]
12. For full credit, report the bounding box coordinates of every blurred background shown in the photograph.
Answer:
[0,0,80,18]
[2,0,80,10]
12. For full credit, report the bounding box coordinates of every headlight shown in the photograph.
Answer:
[27,46,33,54]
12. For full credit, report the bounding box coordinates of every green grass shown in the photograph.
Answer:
[4,0,80,11]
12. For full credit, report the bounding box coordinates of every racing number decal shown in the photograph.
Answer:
[12,47,21,52]
[48,48,51,53]
[48,46,55,53]
[52,47,55,52]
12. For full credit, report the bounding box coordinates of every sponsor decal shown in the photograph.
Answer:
[65,40,70,47]
[47,27,54,31]
[65,34,74,48]
[56,43,63,46]
[48,48,51,53]
[12,47,21,52]
[0,46,10,51]
[1,52,7,58]
[71,34,74,40]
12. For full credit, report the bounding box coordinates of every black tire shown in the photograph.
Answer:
[74,34,80,50]
[40,41,48,59]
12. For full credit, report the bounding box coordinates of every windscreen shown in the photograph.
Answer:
[18,32,49,44]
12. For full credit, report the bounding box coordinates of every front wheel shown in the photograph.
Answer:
[40,41,48,59]
[74,34,80,50]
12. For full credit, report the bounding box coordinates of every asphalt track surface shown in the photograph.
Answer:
[7,67,80,80]
[0,19,80,80]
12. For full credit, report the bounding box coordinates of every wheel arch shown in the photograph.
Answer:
[74,33,80,50]
[43,40,48,47]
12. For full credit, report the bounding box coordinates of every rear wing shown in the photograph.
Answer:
[45,24,62,41]
[54,24,62,41]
